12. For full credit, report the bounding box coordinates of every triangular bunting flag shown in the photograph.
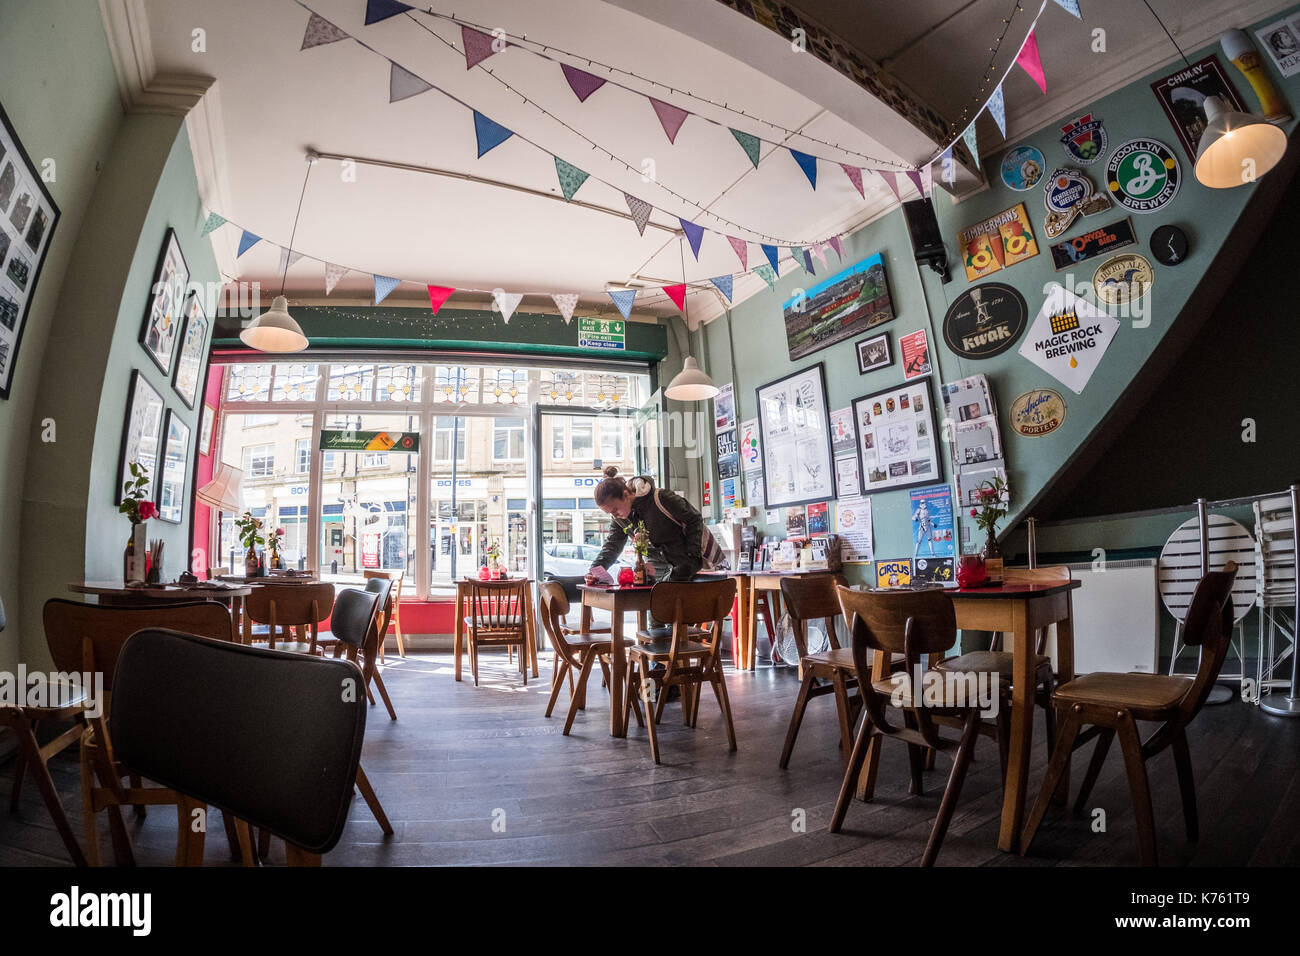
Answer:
[1052,0,1082,18]
[962,124,981,169]
[708,275,733,303]
[679,218,705,260]
[906,170,924,195]
[462,25,500,69]
[829,235,844,260]
[649,97,690,144]
[324,263,348,295]
[841,164,865,198]
[730,129,761,168]
[811,243,828,266]
[761,244,780,273]
[878,170,902,201]
[987,85,1007,138]
[1016,30,1047,94]
[554,156,589,201]
[607,289,637,320]
[561,63,606,102]
[754,264,776,291]
[662,284,687,312]
[390,62,432,103]
[623,193,652,235]
[802,249,816,275]
[374,275,401,305]
[790,149,818,189]
[727,236,748,271]
[494,290,523,324]
[921,163,933,198]
[237,230,261,257]
[427,285,454,315]
[365,0,412,25]
[473,111,515,157]
[200,212,226,237]
[301,12,349,50]
[552,293,579,323]
[276,248,305,277]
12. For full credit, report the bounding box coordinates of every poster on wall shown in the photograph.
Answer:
[830,407,856,455]
[852,377,941,496]
[1257,17,1300,77]
[834,454,861,497]
[117,370,164,505]
[756,362,836,509]
[955,203,1039,282]
[781,253,893,360]
[1150,55,1246,161]
[716,428,739,479]
[913,557,955,584]
[0,100,61,400]
[785,506,807,538]
[744,470,766,509]
[941,282,1028,360]
[156,409,191,524]
[714,383,735,432]
[835,496,873,562]
[875,558,913,588]
[171,292,208,410]
[1018,283,1120,394]
[899,329,932,380]
[806,501,829,536]
[909,484,956,559]
[140,229,189,376]
[739,418,762,472]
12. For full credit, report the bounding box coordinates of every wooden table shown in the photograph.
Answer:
[67,581,252,643]
[733,569,841,670]
[452,578,539,683]
[577,584,655,737]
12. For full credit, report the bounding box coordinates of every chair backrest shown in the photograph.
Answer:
[363,569,403,610]
[836,585,957,671]
[329,588,382,651]
[1177,562,1238,725]
[43,599,233,696]
[109,628,366,856]
[537,581,576,658]
[363,577,395,643]
[781,574,847,649]
[1001,565,1072,585]
[467,579,530,632]
[244,583,336,634]
[207,567,230,580]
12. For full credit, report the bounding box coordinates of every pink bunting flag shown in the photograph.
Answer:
[727,236,748,271]
[841,164,865,198]
[905,170,924,195]
[1016,30,1047,94]
[811,243,828,266]
[662,284,688,312]
[462,25,500,70]
[427,285,454,315]
[878,170,902,201]
[649,97,690,144]
[561,64,605,102]
[828,235,844,260]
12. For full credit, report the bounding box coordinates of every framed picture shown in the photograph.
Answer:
[117,369,165,505]
[781,252,893,360]
[156,409,191,524]
[199,403,216,457]
[855,332,892,374]
[139,228,189,375]
[171,290,208,409]
[852,377,942,496]
[0,98,62,400]
[756,362,836,509]
[1150,55,1246,161]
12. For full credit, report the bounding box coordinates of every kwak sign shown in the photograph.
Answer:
[1018,284,1119,394]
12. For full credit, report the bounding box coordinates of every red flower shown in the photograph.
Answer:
[137,501,157,521]
[969,508,977,517]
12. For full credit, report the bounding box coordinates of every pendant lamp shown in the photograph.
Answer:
[240,153,314,352]
[664,237,718,402]
[1194,94,1287,189]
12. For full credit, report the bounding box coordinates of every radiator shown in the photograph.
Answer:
[1042,559,1160,675]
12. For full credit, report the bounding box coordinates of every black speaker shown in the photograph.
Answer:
[903,197,950,282]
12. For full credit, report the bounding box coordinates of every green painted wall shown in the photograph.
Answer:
[704,5,1300,597]
[0,0,123,675]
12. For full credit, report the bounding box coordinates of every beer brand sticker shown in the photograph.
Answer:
[1042,167,1112,238]
[1009,388,1068,437]
[1093,253,1155,306]
[1106,139,1181,214]
[1047,217,1137,270]
[942,282,1029,360]
[1018,284,1120,394]
[1059,113,1108,164]
[1001,145,1046,191]
[955,203,1039,282]
[1150,224,1189,265]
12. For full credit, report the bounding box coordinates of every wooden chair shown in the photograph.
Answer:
[537,581,631,735]
[1022,563,1238,866]
[245,582,334,652]
[625,579,738,764]
[40,599,235,866]
[108,627,371,866]
[363,569,406,659]
[354,579,398,721]
[777,574,861,768]
[464,579,532,686]
[830,586,991,866]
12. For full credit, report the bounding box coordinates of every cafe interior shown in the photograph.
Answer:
[1,0,1298,879]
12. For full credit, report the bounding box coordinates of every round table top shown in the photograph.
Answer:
[69,581,254,598]
[218,574,319,585]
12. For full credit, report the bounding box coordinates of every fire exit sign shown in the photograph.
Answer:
[578,317,625,351]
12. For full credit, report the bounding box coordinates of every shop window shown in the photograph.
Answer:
[242,444,275,478]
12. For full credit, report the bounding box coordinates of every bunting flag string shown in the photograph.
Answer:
[365,0,412,26]
[650,97,690,144]
[1051,0,1082,18]
[237,230,261,257]
[754,264,777,291]
[460,25,500,70]
[730,129,761,168]
[841,164,865,198]
[389,62,433,102]
[276,248,305,277]
[374,274,402,304]
[324,262,349,295]
[828,235,844,260]
[201,212,227,237]
[987,85,1007,138]
[301,11,349,49]
[607,289,637,320]
[761,244,780,273]
[472,111,514,157]
[790,150,818,189]
[962,124,981,169]
[727,235,748,271]
[551,292,579,323]
[708,275,733,303]
[561,63,605,102]
[494,290,524,323]
[662,284,688,312]
[802,249,816,276]
[905,170,924,196]
[623,193,652,236]
[427,284,455,315]
[554,157,590,201]
[1016,30,1047,93]
[878,170,902,201]
[679,218,705,260]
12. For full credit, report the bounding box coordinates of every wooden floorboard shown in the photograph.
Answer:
[1,648,1296,866]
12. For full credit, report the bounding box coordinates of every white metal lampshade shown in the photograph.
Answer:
[665,356,719,401]
[240,296,308,352]
[1195,95,1287,188]
[195,463,244,513]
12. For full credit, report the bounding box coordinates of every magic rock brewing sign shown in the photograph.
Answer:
[319,430,419,452]
[578,316,626,351]
[941,282,1028,359]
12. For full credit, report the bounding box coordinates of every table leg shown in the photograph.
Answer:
[1052,600,1075,807]
[241,597,251,644]
[745,581,758,671]
[526,587,539,678]
[732,578,748,669]
[999,603,1033,853]
[607,599,627,738]
[453,585,465,682]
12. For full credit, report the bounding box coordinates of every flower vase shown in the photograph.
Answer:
[633,555,647,586]
[245,546,260,578]
[956,553,986,588]
[982,529,1004,585]
[123,524,147,583]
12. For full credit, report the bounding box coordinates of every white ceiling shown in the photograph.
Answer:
[126,0,1291,325]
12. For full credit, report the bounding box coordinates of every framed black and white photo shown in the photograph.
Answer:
[171,290,208,409]
[852,377,942,496]
[0,98,61,400]
[157,409,191,524]
[199,403,216,457]
[139,228,189,375]
[855,332,892,374]
[755,362,835,509]
[117,369,165,505]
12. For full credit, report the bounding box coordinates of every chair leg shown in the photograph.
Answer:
[996,707,1011,786]
[235,819,256,866]
[129,773,147,819]
[779,669,818,769]
[712,671,737,752]
[545,659,571,718]
[1021,705,1084,856]
[922,708,981,867]
[14,721,86,866]
[370,670,397,721]
[1116,714,1158,866]
[626,660,646,729]
[831,671,854,765]
[1073,727,1115,815]
[644,677,663,765]
[903,711,925,797]
[393,618,406,659]
[9,718,31,811]
[470,639,480,687]
[355,764,394,836]
[79,745,101,867]
[1170,726,1198,843]
[564,651,597,736]
[175,797,207,867]
[830,717,874,833]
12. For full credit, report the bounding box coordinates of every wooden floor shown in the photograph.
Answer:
[2,646,1298,867]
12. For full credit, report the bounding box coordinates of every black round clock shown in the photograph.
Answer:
[1150,225,1189,266]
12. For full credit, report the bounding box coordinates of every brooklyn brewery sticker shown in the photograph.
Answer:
[1018,284,1120,394]
[941,282,1029,359]
[1106,138,1181,213]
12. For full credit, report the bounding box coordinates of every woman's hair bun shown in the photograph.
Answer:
[602,465,619,478]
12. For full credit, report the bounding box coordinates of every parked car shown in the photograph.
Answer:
[541,542,631,579]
